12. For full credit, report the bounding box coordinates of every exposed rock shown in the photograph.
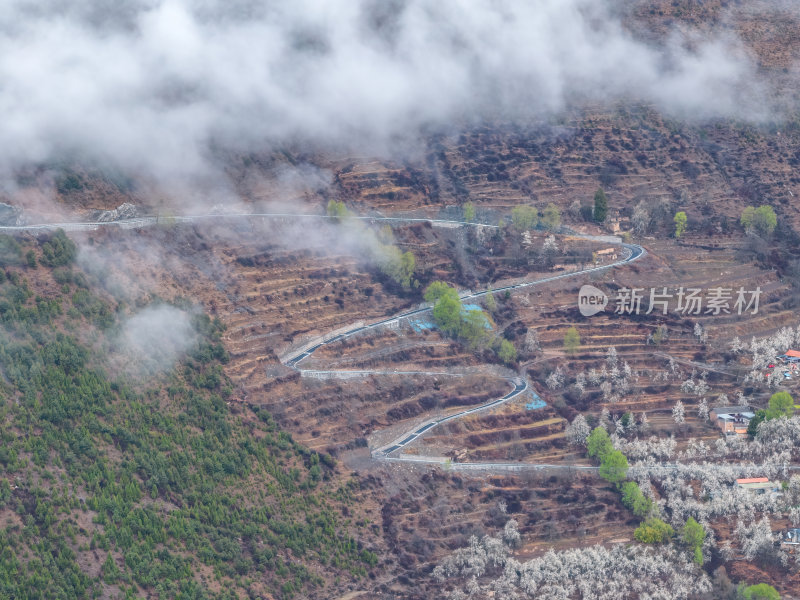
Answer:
[88,202,139,222]
[0,203,22,226]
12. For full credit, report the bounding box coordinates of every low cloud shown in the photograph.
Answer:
[0,0,783,189]
[114,304,196,377]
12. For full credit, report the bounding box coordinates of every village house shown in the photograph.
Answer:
[710,406,754,436]
[779,349,800,363]
[781,528,800,551]
[735,477,781,494]
[594,247,618,262]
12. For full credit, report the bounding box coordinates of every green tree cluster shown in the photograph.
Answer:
[426,283,463,336]
[740,205,777,237]
[634,518,674,544]
[621,482,653,518]
[424,282,514,362]
[541,203,561,231]
[0,235,23,266]
[25,249,37,268]
[497,339,517,365]
[586,427,613,461]
[681,517,705,565]
[511,205,538,230]
[749,391,795,437]
[765,391,794,420]
[40,230,77,267]
[598,450,628,486]
[379,246,416,290]
[742,583,781,600]
[326,200,348,218]
[0,249,376,598]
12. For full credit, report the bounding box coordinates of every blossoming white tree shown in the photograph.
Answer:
[565,414,591,447]
[697,398,709,421]
[673,400,685,425]
[434,522,711,598]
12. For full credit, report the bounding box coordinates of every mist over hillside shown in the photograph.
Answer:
[0,0,789,191]
[2,3,800,599]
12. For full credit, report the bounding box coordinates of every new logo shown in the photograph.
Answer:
[578,285,608,316]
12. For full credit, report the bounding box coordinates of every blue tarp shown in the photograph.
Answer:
[461,304,492,329]
[525,390,547,410]
[408,318,435,333]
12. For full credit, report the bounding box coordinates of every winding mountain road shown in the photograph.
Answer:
[4,210,646,470]
[271,217,646,464]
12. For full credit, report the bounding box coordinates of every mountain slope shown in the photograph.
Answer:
[0,231,377,599]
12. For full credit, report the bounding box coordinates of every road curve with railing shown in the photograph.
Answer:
[0,210,645,469]
[272,217,645,463]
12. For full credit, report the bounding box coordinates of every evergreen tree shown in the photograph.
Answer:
[593,188,608,223]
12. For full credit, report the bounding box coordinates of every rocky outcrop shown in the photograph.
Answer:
[87,202,139,222]
[0,203,23,226]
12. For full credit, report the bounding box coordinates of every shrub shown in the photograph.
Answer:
[634,518,674,544]
[497,339,517,365]
[463,202,475,222]
[432,290,462,336]
[326,200,348,218]
[740,205,777,237]
[541,203,561,230]
[511,205,538,230]
[681,517,705,565]
[40,230,77,267]
[563,327,580,354]
[674,211,687,238]
[379,247,416,289]
[25,250,37,268]
[621,482,653,518]
[743,583,780,600]
[0,235,22,266]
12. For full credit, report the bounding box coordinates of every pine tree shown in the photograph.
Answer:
[593,188,608,223]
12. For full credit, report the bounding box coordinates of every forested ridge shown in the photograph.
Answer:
[0,231,375,599]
